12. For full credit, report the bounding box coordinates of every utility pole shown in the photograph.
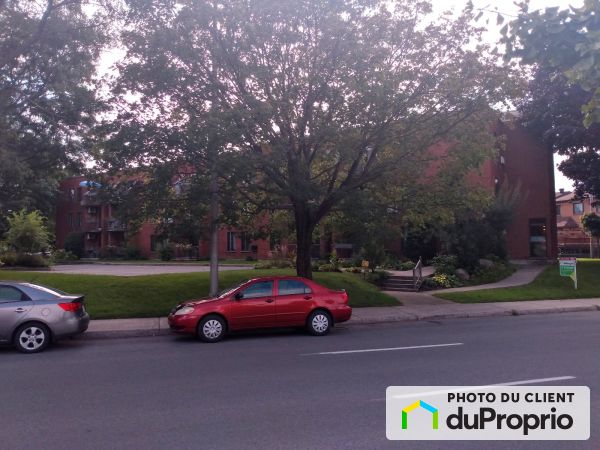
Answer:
[209,160,219,296]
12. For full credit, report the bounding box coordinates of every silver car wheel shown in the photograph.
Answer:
[203,319,223,339]
[312,314,329,333]
[19,326,46,351]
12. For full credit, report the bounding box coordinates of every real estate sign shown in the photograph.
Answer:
[559,258,577,289]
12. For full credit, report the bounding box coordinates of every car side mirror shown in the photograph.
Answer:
[234,292,244,300]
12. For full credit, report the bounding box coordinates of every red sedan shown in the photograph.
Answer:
[168,276,352,342]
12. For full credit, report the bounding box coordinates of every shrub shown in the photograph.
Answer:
[124,246,143,260]
[398,260,416,271]
[254,259,293,269]
[317,263,341,272]
[52,249,78,262]
[431,255,459,275]
[329,249,340,271]
[64,232,85,258]
[421,277,441,290]
[365,270,390,284]
[5,210,51,253]
[431,273,461,288]
[0,251,18,266]
[468,263,515,285]
[245,255,255,261]
[0,252,49,267]
[159,245,174,261]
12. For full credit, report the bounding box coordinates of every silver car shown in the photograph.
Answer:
[0,281,90,353]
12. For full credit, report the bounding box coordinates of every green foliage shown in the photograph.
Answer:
[0,1,111,227]
[361,241,386,271]
[431,255,459,276]
[317,263,341,273]
[503,0,600,127]
[365,270,390,285]
[254,259,294,269]
[52,249,78,263]
[0,251,49,268]
[104,0,521,278]
[431,273,461,289]
[582,213,600,239]
[124,246,143,260]
[467,263,516,286]
[4,210,51,254]
[159,245,175,261]
[64,232,85,259]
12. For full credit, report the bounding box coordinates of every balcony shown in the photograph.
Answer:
[80,192,100,206]
[106,219,126,232]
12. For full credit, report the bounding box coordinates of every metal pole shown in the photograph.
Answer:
[209,164,219,296]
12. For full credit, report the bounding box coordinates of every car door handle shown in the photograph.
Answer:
[304,296,312,300]
[265,299,274,303]
[14,308,26,313]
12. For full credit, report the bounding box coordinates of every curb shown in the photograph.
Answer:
[81,305,600,340]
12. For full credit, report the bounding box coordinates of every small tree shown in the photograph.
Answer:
[5,210,51,254]
[582,213,600,258]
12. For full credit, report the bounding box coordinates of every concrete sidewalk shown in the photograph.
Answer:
[85,298,600,339]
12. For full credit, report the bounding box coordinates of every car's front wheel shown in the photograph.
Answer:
[14,322,51,353]
[307,310,332,336]
[197,315,227,342]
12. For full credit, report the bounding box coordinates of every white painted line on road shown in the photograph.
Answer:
[385,376,577,401]
[302,342,463,356]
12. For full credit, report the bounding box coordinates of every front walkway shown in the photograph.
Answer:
[382,263,549,306]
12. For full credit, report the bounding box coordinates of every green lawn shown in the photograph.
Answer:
[0,269,398,319]
[437,260,600,303]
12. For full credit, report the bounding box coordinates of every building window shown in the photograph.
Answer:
[76,213,82,229]
[556,205,561,216]
[67,213,73,228]
[227,231,236,252]
[240,233,251,252]
[150,235,166,252]
[573,202,584,215]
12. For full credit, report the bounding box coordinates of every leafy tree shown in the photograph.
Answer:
[107,0,519,278]
[516,69,600,196]
[0,1,112,234]
[503,0,600,126]
[4,210,51,254]
[582,213,600,257]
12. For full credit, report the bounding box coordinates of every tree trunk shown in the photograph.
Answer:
[294,205,316,279]
[208,162,219,296]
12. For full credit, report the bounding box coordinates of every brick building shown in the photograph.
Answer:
[55,176,270,260]
[55,121,558,261]
[555,190,600,256]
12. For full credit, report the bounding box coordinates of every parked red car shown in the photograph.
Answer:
[168,276,352,342]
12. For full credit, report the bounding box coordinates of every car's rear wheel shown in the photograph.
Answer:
[197,315,227,342]
[307,310,332,336]
[14,322,51,353]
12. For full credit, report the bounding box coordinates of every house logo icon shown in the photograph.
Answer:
[402,400,439,430]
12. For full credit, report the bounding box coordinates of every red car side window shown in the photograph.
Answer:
[240,281,273,299]
[278,280,311,296]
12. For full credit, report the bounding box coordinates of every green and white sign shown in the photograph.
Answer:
[559,258,577,289]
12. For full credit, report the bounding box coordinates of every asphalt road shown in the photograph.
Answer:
[1,312,599,450]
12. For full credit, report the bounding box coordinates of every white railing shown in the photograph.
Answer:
[413,257,423,290]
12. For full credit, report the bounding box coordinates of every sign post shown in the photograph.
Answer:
[559,257,577,289]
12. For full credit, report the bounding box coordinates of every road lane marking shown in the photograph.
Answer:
[302,342,463,356]
[370,376,577,402]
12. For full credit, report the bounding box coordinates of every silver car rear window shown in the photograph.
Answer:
[20,283,66,300]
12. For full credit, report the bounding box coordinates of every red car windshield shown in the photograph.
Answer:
[217,280,249,298]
